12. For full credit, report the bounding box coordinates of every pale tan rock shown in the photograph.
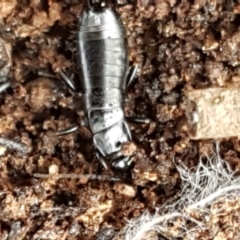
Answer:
[186,87,240,139]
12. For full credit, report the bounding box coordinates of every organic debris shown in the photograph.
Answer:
[118,144,240,240]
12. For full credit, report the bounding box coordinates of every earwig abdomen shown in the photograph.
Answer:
[77,7,133,177]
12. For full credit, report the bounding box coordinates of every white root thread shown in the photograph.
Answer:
[128,212,182,240]
[119,142,240,240]
[188,184,240,209]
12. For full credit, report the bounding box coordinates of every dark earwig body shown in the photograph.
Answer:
[77,5,133,178]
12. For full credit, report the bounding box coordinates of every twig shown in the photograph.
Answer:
[33,173,120,181]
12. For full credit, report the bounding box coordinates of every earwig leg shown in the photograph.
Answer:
[55,125,79,136]
[55,72,82,137]
[126,117,152,143]
[37,70,56,78]
[59,71,77,92]
[126,116,151,124]
[126,64,138,89]
[0,81,10,93]
[96,152,109,170]
[131,132,144,142]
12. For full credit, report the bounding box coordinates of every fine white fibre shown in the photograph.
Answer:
[118,143,240,240]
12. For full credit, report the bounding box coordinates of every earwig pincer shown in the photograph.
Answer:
[58,0,138,180]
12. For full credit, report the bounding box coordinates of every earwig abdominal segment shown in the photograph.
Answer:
[77,1,133,179]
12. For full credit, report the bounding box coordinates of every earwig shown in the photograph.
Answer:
[58,0,139,180]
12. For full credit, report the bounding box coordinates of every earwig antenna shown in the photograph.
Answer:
[82,0,93,10]
[87,0,92,9]
[33,173,121,182]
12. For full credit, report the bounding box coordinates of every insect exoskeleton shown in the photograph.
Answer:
[77,4,133,178]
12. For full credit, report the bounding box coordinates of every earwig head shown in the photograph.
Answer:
[110,154,133,180]
[93,121,131,157]
[84,0,107,11]
[97,151,133,181]
[93,121,133,180]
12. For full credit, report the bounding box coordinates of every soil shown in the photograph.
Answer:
[0,0,240,239]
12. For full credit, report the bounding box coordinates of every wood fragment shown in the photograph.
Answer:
[185,87,240,139]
